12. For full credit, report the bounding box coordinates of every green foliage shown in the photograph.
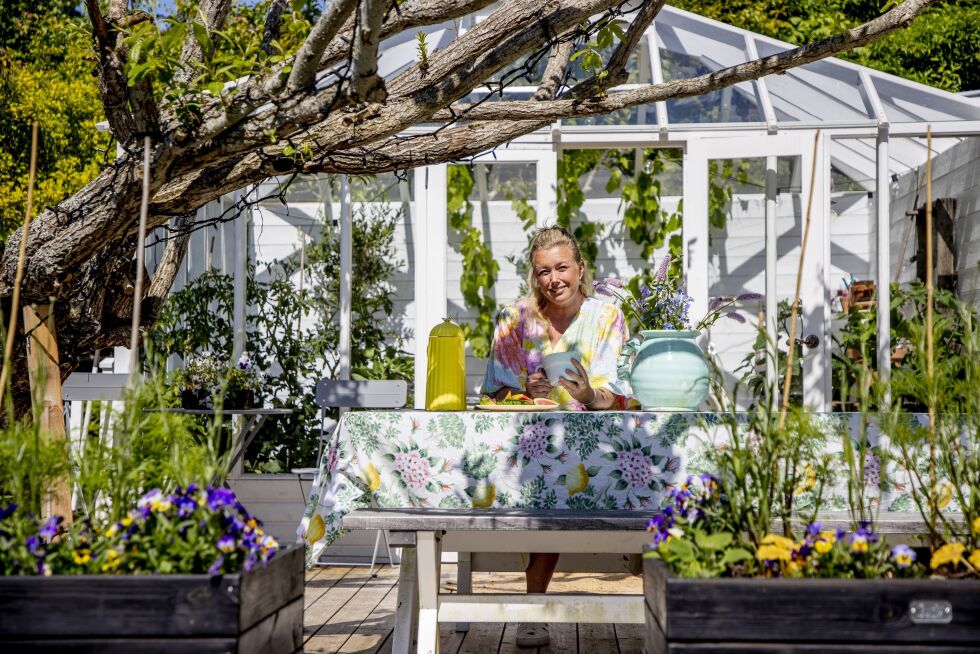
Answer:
[569,18,627,89]
[148,203,412,472]
[0,418,69,518]
[0,8,111,239]
[699,393,834,545]
[556,149,605,267]
[72,373,220,524]
[447,165,499,358]
[646,528,753,578]
[883,290,980,550]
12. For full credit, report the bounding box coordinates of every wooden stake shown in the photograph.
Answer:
[0,120,40,395]
[129,136,151,381]
[925,125,938,547]
[23,304,73,524]
[779,130,821,429]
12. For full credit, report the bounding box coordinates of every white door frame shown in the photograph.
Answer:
[412,148,558,408]
[683,132,831,410]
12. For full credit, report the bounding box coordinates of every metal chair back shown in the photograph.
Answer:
[314,379,408,410]
[62,373,131,402]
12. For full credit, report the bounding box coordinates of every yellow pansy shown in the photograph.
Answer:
[101,548,122,572]
[968,550,980,570]
[756,534,797,563]
[761,534,797,550]
[972,517,980,535]
[930,543,965,569]
[472,482,496,509]
[814,537,834,555]
[360,462,382,493]
[566,463,589,496]
[72,549,91,565]
[757,544,793,562]
[307,514,326,544]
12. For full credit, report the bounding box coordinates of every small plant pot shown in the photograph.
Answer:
[180,388,212,410]
[225,390,256,410]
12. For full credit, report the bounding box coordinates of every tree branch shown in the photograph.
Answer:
[85,0,137,143]
[434,0,940,122]
[146,214,193,303]
[282,0,358,93]
[351,0,389,103]
[184,0,618,171]
[564,0,664,98]
[186,0,495,146]
[261,0,290,55]
[534,31,576,101]
[174,0,232,87]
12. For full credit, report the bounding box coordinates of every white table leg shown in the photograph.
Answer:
[392,548,418,654]
[416,531,443,654]
[455,551,471,633]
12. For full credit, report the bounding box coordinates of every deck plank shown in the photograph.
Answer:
[335,580,399,654]
[305,566,355,610]
[457,623,504,654]
[614,623,644,654]
[579,622,618,653]
[542,623,578,654]
[306,564,401,653]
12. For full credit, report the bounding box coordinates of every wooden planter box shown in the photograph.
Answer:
[0,544,304,653]
[644,556,980,653]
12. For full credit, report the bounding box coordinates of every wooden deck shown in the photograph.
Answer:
[303,563,645,653]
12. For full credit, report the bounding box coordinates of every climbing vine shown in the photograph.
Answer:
[447,165,499,358]
[445,150,744,356]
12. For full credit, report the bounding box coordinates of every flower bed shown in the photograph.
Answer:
[0,485,303,652]
[644,556,980,652]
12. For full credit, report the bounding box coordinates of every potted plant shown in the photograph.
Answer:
[176,353,264,410]
[594,255,761,410]
[640,296,980,652]
[0,377,303,652]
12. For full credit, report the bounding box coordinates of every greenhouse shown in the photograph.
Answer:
[151,4,980,412]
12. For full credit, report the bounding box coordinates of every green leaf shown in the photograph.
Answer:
[694,531,733,551]
[665,538,695,562]
[720,548,753,565]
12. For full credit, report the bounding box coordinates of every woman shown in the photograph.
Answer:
[481,226,631,646]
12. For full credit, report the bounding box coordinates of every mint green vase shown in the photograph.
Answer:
[617,330,709,411]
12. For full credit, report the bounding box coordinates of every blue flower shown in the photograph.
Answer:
[891,544,916,568]
[38,516,63,541]
[0,502,18,521]
[207,487,237,510]
[26,535,43,556]
[208,555,225,577]
[216,534,237,553]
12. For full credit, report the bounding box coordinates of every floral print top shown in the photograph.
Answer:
[482,296,633,409]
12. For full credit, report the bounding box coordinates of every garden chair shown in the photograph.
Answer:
[293,378,408,574]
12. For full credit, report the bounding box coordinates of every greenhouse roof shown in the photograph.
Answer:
[368,4,980,185]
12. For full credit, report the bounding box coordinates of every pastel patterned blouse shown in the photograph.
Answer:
[481,296,633,409]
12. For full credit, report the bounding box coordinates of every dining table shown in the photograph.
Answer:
[297,408,931,565]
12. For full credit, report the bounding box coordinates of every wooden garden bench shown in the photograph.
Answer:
[342,507,655,654]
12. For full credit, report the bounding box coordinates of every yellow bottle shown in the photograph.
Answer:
[425,318,466,411]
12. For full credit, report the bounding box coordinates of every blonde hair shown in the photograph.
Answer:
[523,226,593,326]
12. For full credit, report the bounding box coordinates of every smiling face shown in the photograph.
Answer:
[532,245,585,309]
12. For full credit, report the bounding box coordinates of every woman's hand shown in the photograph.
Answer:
[558,358,597,406]
[526,370,552,399]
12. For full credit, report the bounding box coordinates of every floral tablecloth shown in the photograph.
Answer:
[297,410,935,565]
